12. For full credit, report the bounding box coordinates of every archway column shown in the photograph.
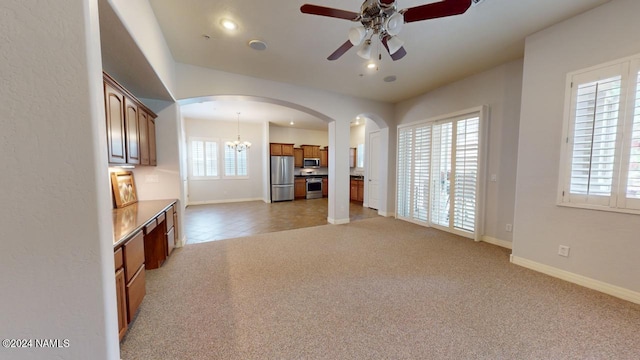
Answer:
[328,119,351,224]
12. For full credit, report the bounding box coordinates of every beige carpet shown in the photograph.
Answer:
[120,217,640,359]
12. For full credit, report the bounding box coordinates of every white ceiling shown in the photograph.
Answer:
[102,0,611,130]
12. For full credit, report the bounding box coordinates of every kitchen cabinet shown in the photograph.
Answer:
[104,82,126,164]
[294,148,303,167]
[138,110,149,165]
[295,178,306,199]
[104,72,157,167]
[270,143,294,156]
[322,178,328,197]
[148,118,157,166]
[350,178,364,202]
[165,205,175,256]
[320,148,328,167]
[301,145,321,158]
[124,97,141,164]
[114,248,127,340]
[112,199,178,340]
[123,231,146,323]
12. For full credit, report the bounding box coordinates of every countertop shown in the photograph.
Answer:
[112,199,177,248]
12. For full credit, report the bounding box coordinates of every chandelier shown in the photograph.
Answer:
[226,112,251,152]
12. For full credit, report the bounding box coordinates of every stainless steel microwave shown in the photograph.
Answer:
[303,158,320,168]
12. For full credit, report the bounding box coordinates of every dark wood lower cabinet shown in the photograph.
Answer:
[113,200,178,340]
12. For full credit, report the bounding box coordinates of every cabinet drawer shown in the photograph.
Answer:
[123,231,144,284]
[144,219,157,234]
[114,247,124,271]
[165,208,174,231]
[166,227,175,256]
[126,265,146,323]
[156,212,165,225]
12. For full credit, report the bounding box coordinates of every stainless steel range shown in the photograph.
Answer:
[305,177,323,199]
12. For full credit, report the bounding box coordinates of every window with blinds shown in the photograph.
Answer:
[224,145,248,178]
[396,107,486,239]
[190,138,218,178]
[560,55,640,213]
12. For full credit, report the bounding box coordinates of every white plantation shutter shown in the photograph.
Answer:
[224,145,249,178]
[560,56,640,214]
[454,117,479,232]
[626,71,640,202]
[569,75,621,202]
[397,127,413,219]
[431,122,452,228]
[192,140,205,177]
[205,142,217,177]
[397,107,486,239]
[190,139,218,178]
[413,125,431,222]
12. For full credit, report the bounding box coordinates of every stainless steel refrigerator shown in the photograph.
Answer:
[271,156,294,202]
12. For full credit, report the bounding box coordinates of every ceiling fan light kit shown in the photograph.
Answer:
[301,0,473,61]
[357,39,373,60]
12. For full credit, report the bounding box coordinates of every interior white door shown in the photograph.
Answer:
[368,131,380,210]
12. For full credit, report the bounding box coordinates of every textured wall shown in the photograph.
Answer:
[0,0,118,359]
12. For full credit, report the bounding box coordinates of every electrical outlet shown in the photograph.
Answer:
[505,224,512,232]
[558,245,570,257]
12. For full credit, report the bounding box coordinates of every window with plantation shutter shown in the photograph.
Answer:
[560,54,640,214]
[397,107,487,240]
[224,145,249,178]
[190,138,218,179]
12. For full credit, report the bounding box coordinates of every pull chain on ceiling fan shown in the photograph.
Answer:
[300,0,473,61]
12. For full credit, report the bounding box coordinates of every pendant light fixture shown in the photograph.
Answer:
[226,112,251,152]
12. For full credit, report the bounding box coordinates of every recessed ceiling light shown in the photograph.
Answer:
[290,121,294,125]
[220,19,237,31]
[248,40,267,51]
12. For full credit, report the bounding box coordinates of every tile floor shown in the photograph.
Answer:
[184,198,380,244]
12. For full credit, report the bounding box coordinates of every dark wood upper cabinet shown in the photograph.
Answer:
[103,72,157,166]
[124,97,140,165]
[138,110,150,165]
[104,83,126,164]
[148,118,157,166]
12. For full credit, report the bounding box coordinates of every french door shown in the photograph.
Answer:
[396,107,487,240]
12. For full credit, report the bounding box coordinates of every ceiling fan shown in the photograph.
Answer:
[300,0,473,61]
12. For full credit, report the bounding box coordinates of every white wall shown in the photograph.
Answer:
[0,0,118,359]
[106,0,176,94]
[184,118,265,204]
[395,59,524,244]
[350,124,366,148]
[513,0,640,297]
[269,125,328,147]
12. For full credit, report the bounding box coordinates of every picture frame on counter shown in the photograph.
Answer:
[110,171,138,208]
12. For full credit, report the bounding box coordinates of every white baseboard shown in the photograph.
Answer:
[510,255,640,305]
[187,198,263,206]
[378,210,392,217]
[481,235,512,249]
[328,217,350,225]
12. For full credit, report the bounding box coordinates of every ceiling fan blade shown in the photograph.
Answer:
[381,36,407,61]
[300,4,359,21]
[403,0,472,23]
[327,40,354,61]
